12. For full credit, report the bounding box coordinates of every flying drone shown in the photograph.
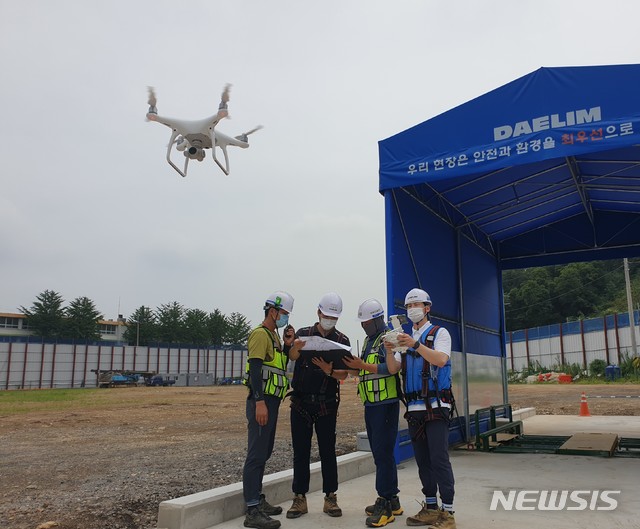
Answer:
[146,84,262,177]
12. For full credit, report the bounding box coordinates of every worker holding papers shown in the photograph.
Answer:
[286,293,351,519]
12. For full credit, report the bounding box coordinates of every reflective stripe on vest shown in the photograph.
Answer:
[357,334,399,404]
[262,353,289,398]
[243,328,290,399]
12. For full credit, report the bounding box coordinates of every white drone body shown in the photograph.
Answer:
[146,84,262,177]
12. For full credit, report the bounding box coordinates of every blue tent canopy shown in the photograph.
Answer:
[380,64,640,269]
[378,64,640,420]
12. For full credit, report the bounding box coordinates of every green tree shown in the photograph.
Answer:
[184,308,211,346]
[553,263,601,319]
[156,302,186,343]
[503,258,640,330]
[226,312,251,346]
[207,309,228,346]
[504,268,554,330]
[19,290,66,340]
[123,306,157,346]
[65,296,103,341]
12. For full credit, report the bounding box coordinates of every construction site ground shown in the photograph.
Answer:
[1,382,639,529]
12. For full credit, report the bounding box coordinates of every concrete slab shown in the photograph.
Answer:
[190,451,639,529]
[157,414,640,529]
[523,414,640,437]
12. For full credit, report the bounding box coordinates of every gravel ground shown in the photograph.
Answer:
[1,383,638,529]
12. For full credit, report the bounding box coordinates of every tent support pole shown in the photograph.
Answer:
[392,190,422,288]
[566,156,596,236]
[455,229,470,441]
[497,245,509,407]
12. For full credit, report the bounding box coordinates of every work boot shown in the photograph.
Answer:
[366,495,403,516]
[323,492,342,517]
[259,494,283,516]
[244,505,281,529]
[286,494,308,519]
[406,503,442,526]
[430,510,456,529]
[365,497,396,527]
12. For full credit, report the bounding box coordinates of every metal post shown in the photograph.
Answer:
[603,315,610,365]
[5,341,13,390]
[455,230,470,441]
[624,258,638,356]
[580,319,587,369]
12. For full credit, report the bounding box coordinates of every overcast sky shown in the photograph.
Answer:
[2,1,640,346]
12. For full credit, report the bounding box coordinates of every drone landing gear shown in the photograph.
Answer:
[166,129,187,177]
[209,128,230,176]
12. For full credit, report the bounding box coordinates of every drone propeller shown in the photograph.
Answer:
[147,86,157,107]
[221,84,231,104]
[217,84,232,120]
[146,86,158,121]
[244,126,263,136]
[235,125,263,142]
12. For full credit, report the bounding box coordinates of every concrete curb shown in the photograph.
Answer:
[513,407,536,420]
[157,451,375,529]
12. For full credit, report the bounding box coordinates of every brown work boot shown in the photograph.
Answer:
[406,503,442,526]
[323,492,342,517]
[430,510,456,529]
[286,494,308,519]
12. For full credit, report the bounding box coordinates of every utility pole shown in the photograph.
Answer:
[624,258,637,356]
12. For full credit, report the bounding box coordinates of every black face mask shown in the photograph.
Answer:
[362,316,386,338]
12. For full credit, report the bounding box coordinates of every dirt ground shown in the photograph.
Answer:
[1,382,639,529]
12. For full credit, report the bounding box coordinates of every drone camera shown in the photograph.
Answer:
[185,146,205,162]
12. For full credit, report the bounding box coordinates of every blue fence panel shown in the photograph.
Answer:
[583,317,604,333]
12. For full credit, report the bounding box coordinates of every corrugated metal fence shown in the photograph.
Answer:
[507,310,640,371]
[0,341,248,390]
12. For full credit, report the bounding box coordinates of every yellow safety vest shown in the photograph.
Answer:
[243,327,290,399]
[357,334,400,404]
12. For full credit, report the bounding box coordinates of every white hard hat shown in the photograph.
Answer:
[264,291,294,313]
[404,288,431,306]
[357,299,385,322]
[318,292,343,318]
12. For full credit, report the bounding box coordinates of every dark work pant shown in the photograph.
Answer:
[408,410,455,505]
[365,401,400,499]
[242,395,281,506]
[290,405,338,495]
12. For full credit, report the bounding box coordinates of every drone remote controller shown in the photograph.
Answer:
[382,314,409,353]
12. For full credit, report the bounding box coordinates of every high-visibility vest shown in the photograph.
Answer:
[357,333,400,404]
[243,327,290,399]
[402,324,453,407]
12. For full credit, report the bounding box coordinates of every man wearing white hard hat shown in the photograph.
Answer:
[343,299,403,527]
[286,292,351,520]
[242,291,297,529]
[383,288,457,529]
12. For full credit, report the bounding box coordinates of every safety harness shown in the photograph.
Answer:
[289,325,345,424]
[401,325,457,437]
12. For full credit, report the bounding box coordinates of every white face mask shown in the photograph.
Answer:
[319,317,337,331]
[407,307,425,324]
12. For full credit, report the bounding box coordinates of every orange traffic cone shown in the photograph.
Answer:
[578,392,591,417]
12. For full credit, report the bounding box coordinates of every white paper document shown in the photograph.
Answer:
[299,336,352,352]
